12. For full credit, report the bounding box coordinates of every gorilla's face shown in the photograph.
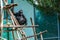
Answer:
[19,13,23,16]
[18,10,23,16]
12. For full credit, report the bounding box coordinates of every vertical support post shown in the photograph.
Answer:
[5,0,9,40]
[16,30,21,40]
[0,0,4,40]
[0,8,1,37]
[7,28,9,40]
[33,0,38,39]
[30,17,37,40]
[21,31,27,40]
[40,32,43,40]
[40,30,47,40]
[11,16,16,40]
[6,8,10,40]
[12,31,15,40]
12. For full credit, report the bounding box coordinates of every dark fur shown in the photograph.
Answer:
[14,10,27,25]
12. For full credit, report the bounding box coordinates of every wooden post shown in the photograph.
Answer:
[21,30,47,40]
[30,17,37,40]
[7,28,9,40]
[0,0,4,40]
[21,30,27,40]
[16,30,21,40]
[10,13,16,40]
[6,8,10,40]
[40,30,47,40]
[12,31,16,40]
[40,32,43,40]
[0,8,1,37]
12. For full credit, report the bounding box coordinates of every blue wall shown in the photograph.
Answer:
[3,0,35,40]
[14,0,35,40]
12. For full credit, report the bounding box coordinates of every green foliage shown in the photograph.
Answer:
[27,0,60,13]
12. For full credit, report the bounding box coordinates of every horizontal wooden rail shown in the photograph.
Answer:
[0,3,17,9]
[0,25,39,28]
[21,30,47,40]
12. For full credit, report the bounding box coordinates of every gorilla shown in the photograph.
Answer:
[14,10,27,25]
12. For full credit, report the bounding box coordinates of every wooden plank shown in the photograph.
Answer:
[0,9,1,32]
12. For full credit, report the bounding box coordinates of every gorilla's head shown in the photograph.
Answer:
[14,10,27,25]
[18,10,23,16]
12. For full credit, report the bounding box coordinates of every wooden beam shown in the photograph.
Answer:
[0,0,4,39]
[21,30,47,40]
[0,4,17,9]
[12,31,16,40]
[0,25,38,28]
[30,17,37,40]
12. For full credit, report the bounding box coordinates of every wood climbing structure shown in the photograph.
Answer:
[0,0,47,40]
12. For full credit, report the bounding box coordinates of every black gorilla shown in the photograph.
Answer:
[14,10,27,25]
